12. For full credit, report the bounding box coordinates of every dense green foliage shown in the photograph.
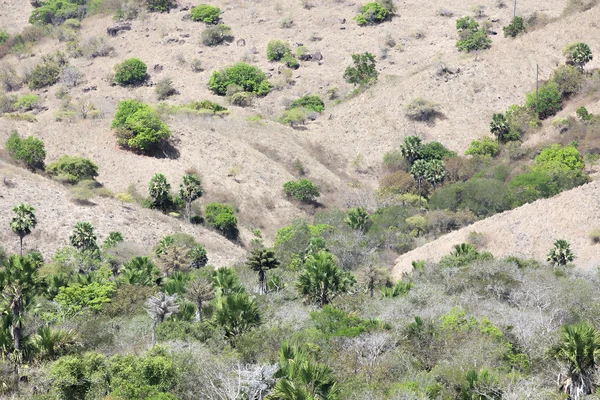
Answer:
[29,0,80,25]
[266,40,292,61]
[354,2,391,26]
[114,58,147,86]
[289,95,325,112]
[343,52,378,86]
[503,16,525,38]
[190,4,221,23]
[46,155,98,184]
[112,100,171,152]
[283,179,320,203]
[208,63,271,96]
[564,42,593,70]
[525,81,562,119]
[28,53,67,89]
[5,132,45,170]
[205,203,238,239]
[455,16,491,52]
[465,137,499,157]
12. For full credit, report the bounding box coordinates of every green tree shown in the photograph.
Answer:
[267,40,292,61]
[205,203,238,239]
[547,239,575,267]
[345,207,371,232]
[534,144,584,172]
[343,52,378,86]
[297,251,355,307]
[50,352,109,400]
[247,248,280,294]
[208,63,271,96]
[119,256,160,286]
[400,135,424,165]
[215,293,261,341]
[564,42,593,71]
[5,132,46,170]
[465,137,499,157]
[148,173,173,213]
[112,100,171,153]
[46,155,99,184]
[144,292,179,346]
[489,113,510,143]
[283,179,320,203]
[10,203,37,256]
[525,81,562,119]
[549,323,600,399]
[69,222,97,252]
[179,174,203,223]
[184,278,213,322]
[410,159,428,206]
[190,4,220,23]
[424,159,446,189]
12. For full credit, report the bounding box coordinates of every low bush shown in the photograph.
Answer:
[283,179,320,203]
[28,53,67,89]
[205,203,238,239]
[187,100,227,113]
[208,63,271,96]
[343,52,378,86]
[282,54,299,69]
[289,95,325,112]
[266,40,292,61]
[29,0,80,25]
[201,24,234,46]
[465,137,499,157]
[0,31,8,45]
[430,178,512,217]
[525,81,561,119]
[14,94,40,111]
[112,100,171,152]
[590,229,600,244]
[576,106,592,121]
[190,4,221,23]
[147,0,176,12]
[279,108,307,126]
[46,155,99,184]
[455,17,491,52]
[533,144,584,172]
[354,2,391,26]
[82,37,114,58]
[503,16,525,37]
[5,131,46,170]
[230,92,254,107]
[114,58,147,86]
[155,78,177,100]
[421,141,457,161]
[405,98,440,122]
[552,65,583,98]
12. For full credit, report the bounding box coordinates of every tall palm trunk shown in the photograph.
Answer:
[258,269,266,294]
[19,236,23,257]
[195,301,203,322]
[151,320,157,346]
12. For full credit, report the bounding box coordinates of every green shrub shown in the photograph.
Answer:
[208,63,271,96]
[465,137,499,157]
[114,58,147,86]
[112,100,171,152]
[147,0,176,12]
[552,65,584,98]
[51,352,109,400]
[354,2,391,26]
[205,203,238,239]
[201,24,234,46]
[456,29,491,52]
[55,282,116,315]
[421,141,457,161]
[266,40,292,61]
[289,95,325,112]
[29,0,80,25]
[430,178,512,217]
[525,81,562,119]
[283,179,320,203]
[509,170,563,205]
[5,131,46,170]
[0,31,8,45]
[46,155,99,184]
[344,52,378,86]
[503,16,525,38]
[311,305,386,337]
[576,106,592,120]
[14,94,40,111]
[533,144,584,172]
[188,100,227,113]
[28,53,66,89]
[190,4,221,23]
[282,54,299,69]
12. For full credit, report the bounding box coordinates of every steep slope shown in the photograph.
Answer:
[0,160,245,265]
[392,179,600,278]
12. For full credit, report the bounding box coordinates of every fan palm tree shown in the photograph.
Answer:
[31,326,79,360]
[424,159,446,189]
[296,251,355,307]
[144,292,179,346]
[69,222,98,252]
[9,203,37,256]
[157,244,190,277]
[547,239,575,267]
[489,113,509,144]
[410,159,428,207]
[211,267,245,297]
[179,174,203,223]
[184,278,214,322]
[549,323,600,400]
[119,256,160,286]
[400,136,423,166]
[215,293,260,342]
[247,248,280,294]
[357,263,389,298]
[345,208,370,232]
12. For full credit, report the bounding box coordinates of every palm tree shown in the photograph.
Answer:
[490,113,509,144]
[269,342,339,400]
[549,323,600,400]
[188,245,208,269]
[157,244,190,277]
[424,159,446,189]
[10,203,37,256]
[211,267,245,297]
[357,263,389,298]
[215,293,260,342]
[179,174,203,223]
[345,208,370,232]
[144,292,179,346]
[296,251,355,307]
[31,326,79,360]
[184,278,214,322]
[247,248,280,294]
[400,136,423,166]
[69,222,98,252]
[119,256,160,286]
[564,42,593,71]
[410,159,428,207]
[547,239,575,267]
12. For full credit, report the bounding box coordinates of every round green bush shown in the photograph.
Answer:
[46,155,99,184]
[289,95,325,112]
[266,40,291,61]
[190,4,221,23]
[465,137,499,157]
[354,2,391,26]
[525,81,562,119]
[5,132,46,170]
[205,203,238,239]
[208,63,271,96]
[283,179,320,203]
[112,100,170,152]
[114,58,147,86]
